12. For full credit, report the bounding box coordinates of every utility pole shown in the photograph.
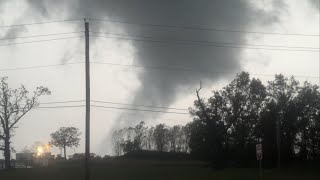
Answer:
[277,109,282,169]
[84,18,91,180]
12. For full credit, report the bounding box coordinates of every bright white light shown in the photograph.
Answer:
[37,146,43,157]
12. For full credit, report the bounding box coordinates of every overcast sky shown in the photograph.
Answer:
[0,0,319,156]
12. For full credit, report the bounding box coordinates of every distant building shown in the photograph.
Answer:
[68,153,96,160]
[16,152,54,161]
[16,153,35,161]
[56,154,64,159]
[15,152,54,168]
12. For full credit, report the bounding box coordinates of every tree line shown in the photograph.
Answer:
[112,72,320,168]
[112,121,191,156]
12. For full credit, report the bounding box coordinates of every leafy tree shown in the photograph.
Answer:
[189,72,267,166]
[223,73,266,165]
[120,128,139,153]
[267,75,299,164]
[50,127,81,159]
[295,82,320,160]
[260,100,278,167]
[118,122,147,154]
[0,77,50,168]
[122,140,135,153]
[188,118,210,160]
[153,124,169,152]
[188,85,227,166]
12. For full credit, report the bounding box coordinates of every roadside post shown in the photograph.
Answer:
[256,143,263,180]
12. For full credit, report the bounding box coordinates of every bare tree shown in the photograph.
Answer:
[146,126,155,150]
[50,127,81,159]
[153,124,169,152]
[133,121,147,150]
[112,129,125,156]
[0,77,50,168]
[181,123,192,153]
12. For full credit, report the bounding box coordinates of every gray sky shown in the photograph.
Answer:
[0,0,319,156]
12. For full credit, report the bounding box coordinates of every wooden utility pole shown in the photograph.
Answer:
[277,110,281,169]
[84,18,91,180]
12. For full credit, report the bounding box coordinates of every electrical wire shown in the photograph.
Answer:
[0,60,317,79]
[34,105,85,109]
[93,108,190,122]
[39,100,85,105]
[0,36,83,47]
[89,18,320,37]
[89,34,319,52]
[33,104,188,114]
[2,18,317,36]
[36,99,187,111]
[91,100,187,110]
[90,61,320,79]
[0,19,82,28]
[0,62,84,72]
[0,32,84,41]
[91,105,188,114]
[89,31,319,50]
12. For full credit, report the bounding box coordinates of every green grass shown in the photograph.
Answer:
[0,160,319,180]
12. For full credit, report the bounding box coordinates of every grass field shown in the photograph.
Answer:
[0,159,319,180]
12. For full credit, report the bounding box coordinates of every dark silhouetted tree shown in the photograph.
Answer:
[50,127,81,159]
[0,77,50,168]
[267,75,299,164]
[110,72,320,167]
[295,82,320,160]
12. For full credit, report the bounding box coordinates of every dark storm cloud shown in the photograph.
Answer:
[0,1,27,42]
[308,0,320,9]
[23,0,284,124]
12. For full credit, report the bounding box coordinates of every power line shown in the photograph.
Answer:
[0,36,83,47]
[93,108,191,122]
[35,104,191,121]
[89,18,320,37]
[0,18,82,28]
[90,61,320,79]
[0,62,84,72]
[39,100,85,105]
[1,59,317,79]
[37,99,187,110]
[34,105,85,109]
[91,105,188,115]
[89,35,319,52]
[91,100,187,110]
[0,32,84,41]
[89,31,319,50]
